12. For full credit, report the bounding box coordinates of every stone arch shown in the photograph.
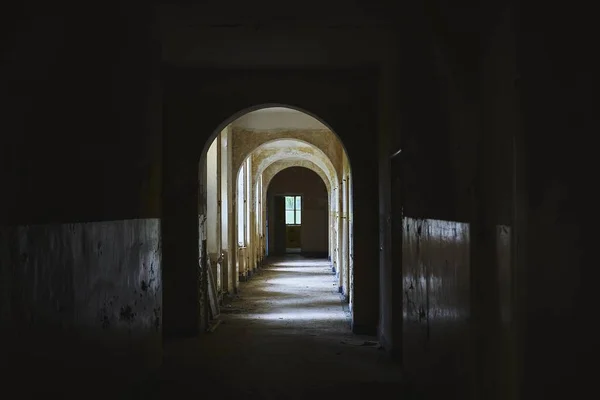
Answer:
[246,138,338,190]
[164,71,377,338]
[198,102,348,162]
[201,104,348,179]
[231,127,343,180]
[262,160,331,195]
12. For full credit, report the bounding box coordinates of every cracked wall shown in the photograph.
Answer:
[250,140,337,189]
[402,218,470,388]
[232,128,343,180]
[0,219,162,368]
[263,159,331,195]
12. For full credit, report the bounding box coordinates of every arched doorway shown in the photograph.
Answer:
[199,107,354,324]
[162,68,379,338]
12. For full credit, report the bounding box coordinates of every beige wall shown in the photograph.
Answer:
[232,128,343,180]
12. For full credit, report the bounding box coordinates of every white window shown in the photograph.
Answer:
[285,195,302,225]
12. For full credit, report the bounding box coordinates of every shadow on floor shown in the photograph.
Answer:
[144,256,409,399]
[5,255,446,399]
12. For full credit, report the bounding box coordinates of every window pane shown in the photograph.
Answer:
[285,196,295,210]
[285,211,295,224]
[295,196,301,210]
[295,210,301,224]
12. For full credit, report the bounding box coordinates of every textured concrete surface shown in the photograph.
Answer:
[262,159,331,194]
[139,255,405,399]
[250,138,337,190]
[0,219,162,360]
[3,255,406,399]
[402,218,471,394]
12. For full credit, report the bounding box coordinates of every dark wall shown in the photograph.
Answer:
[394,2,594,398]
[402,217,470,395]
[0,3,164,381]
[0,220,162,370]
[516,4,595,398]
[267,167,329,256]
[391,3,519,398]
[1,3,162,224]
[1,2,384,379]
[394,2,478,225]
[2,1,591,397]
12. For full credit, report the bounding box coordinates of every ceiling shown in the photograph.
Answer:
[258,139,315,150]
[231,108,328,130]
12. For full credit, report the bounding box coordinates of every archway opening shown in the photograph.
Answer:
[266,167,328,256]
[199,105,354,327]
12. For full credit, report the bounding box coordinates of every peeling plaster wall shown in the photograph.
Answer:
[250,142,336,186]
[249,142,338,262]
[232,128,343,179]
[0,3,163,377]
[233,130,343,278]
[262,159,331,195]
[0,219,162,369]
[402,218,470,394]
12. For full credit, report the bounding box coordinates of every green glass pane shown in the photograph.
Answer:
[295,196,301,210]
[295,210,301,224]
[285,196,294,210]
[285,211,295,224]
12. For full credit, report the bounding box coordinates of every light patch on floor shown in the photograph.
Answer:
[243,311,347,320]
[149,255,404,399]
[223,255,349,324]
[270,259,331,268]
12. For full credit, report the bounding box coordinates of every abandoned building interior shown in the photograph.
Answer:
[0,1,593,399]
[200,107,354,307]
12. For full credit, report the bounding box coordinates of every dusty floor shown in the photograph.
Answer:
[140,255,408,399]
[6,255,418,399]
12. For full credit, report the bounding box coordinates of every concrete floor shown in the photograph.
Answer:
[7,255,413,399]
[142,255,407,399]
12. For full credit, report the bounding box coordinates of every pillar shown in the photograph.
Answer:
[215,133,222,290]
[378,49,400,355]
[342,172,350,297]
[336,184,343,292]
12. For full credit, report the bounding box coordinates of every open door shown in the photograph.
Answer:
[273,195,286,255]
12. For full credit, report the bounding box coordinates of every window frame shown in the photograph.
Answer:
[284,195,302,226]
